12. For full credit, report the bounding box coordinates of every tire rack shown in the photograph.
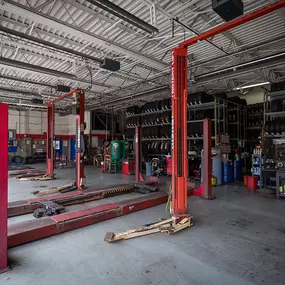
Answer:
[264,89,285,137]
[227,101,247,153]
[125,96,249,155]
[247,103,264,153]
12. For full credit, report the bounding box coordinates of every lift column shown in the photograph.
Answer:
[171,47,189,217]
[0,103,8,273]
[74,90,85,190]
[203,118,214,199]
[135,125,143,182]
[46,103,55,178]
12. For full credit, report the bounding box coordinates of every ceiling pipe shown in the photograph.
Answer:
[85,0,158,34]
[87,85,169,109]
[0,101,47,109]
[0,57,76,79]
[101,34,285,96]
[195,51,285,83]
[0,57,113,88]
[0,26,102,63]
[0,75,56,88]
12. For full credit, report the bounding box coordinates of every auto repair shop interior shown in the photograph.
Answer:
[1,1,285,285]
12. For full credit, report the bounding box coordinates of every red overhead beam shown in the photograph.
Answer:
[179,0,285,49]
[50,89,79,103]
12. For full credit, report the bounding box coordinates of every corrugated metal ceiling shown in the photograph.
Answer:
[0,0,284,110]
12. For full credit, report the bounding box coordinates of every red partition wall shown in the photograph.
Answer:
[0,103,8,272]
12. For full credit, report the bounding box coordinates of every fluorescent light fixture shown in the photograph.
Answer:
[233,82,270,90]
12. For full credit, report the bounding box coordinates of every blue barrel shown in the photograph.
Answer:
[234,160,242,181]
[146,162,152,177]
[223,162,233,184]
[212,148,222,185]
[229,163,234,183]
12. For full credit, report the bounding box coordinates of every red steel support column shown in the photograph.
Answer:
[46,103,54,177]
[0,103,8,273]
[75,90,85,190]
[135,126,143,182]
[203,119,213,199]
[171,47,188,217]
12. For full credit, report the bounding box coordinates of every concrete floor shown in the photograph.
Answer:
[1,165,285,285]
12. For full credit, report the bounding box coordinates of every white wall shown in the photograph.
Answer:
[8,109,91,135]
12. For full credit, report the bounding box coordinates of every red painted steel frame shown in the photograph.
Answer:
[46,103,54,177]
[179,0,285,49]
[171,48,188,216]
[172,0,285,216]
[8,189,194,248]
[46,89,85,189]
[203,119,212,199]
[75,90,85,189]
[135,126,143,182]
[0,104,8,272]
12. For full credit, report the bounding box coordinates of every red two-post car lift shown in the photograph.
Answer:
[1,0,285,268]
[46,89,85,190]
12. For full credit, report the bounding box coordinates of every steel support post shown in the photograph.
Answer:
[0,103,8,273]
[75,90,85,190]
[135,125,143,182]
[171,48,188,217]
[203,118,213,199]
[46,103,54,178]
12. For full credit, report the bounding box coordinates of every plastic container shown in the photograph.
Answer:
[247,176,258,190]
[234,160,242,181]
[146,162,152,177]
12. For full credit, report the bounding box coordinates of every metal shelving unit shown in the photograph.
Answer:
[125,96,247,155]
[226,101,247,152]
[264,89,285,122]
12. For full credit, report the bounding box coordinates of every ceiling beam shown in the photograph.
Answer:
[0,74,55,88]
[87,85,169,109]
[0,25,103,63]
[0,57,114,89]
[0,0,167,70]
[195,52,285,84]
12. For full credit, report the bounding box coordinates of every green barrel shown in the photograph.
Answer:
[111,140,122,160]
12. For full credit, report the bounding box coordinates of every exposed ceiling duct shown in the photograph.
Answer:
[85,0,158,34]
